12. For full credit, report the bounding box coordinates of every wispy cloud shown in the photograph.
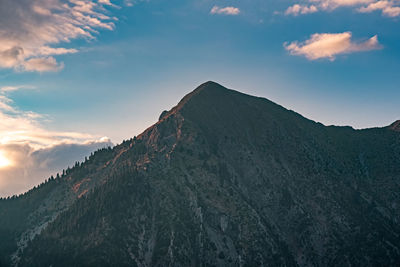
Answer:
[358,1,400,16]
[0,0,119,72]
[24,57,65,72]
[283,0,400,17]
[210,6,240,15]
[284,32,382,60]
[314,0,375,10]
[0,88,112,196]
[0,85,36,93]
[0,139,112,197]
[285,4,318,15]
[0,91,108,149]
[0,95,17,113]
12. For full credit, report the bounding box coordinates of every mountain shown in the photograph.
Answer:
[1,81,400,266]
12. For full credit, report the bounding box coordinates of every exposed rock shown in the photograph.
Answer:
[389,120,400,132]
[1,82,400,266]
[159,110,169,121]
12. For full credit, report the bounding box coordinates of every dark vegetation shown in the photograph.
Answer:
[1,81,400,266]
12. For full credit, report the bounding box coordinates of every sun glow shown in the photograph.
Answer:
[0,151,12,168]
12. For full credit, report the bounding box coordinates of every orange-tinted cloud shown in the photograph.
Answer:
[283,0,400,17]
[210,6,240,15]
[0,0,117,72]
[284,32,382,60]
[0,87,112,197]
[285,4,318,15]
[0,139,112,197]
[358,1,400,17]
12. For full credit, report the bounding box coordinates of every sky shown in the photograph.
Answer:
[0,0,399,196]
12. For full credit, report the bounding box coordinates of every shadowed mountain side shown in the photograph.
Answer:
[2,82,400,266]
[389,120,400,132]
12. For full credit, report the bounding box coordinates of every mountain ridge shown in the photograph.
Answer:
[1,81,400,266]
[164,81,398,132]
[389,120,400,132]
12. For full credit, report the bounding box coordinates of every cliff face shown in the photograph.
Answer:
[2,82,400,266]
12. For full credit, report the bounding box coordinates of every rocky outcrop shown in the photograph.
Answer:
[2,82,400,266]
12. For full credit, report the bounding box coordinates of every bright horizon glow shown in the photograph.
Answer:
[0,151,12,168]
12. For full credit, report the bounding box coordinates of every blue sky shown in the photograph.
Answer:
[0,0,399,195]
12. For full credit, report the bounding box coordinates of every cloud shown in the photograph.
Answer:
[124,0,134,7]
[314,0,375,9]
[0,85,36,93]
[37,47,79,56]
[210,6,240,15]
[284,32,382,60]
[0,88,113,197]
[282,0,400,17]
[0,139,112,197]
[358,1,400,16]
[285,4,318,15]
[23,57,64,72]
[0,96,17,113]
[0,0,118,72]
[99,0,113,5]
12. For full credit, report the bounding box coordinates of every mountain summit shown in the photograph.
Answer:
[389,120,400,132]
[1,82,400,266]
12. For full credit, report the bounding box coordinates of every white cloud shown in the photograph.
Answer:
[210,6,240,15]
[0,85,36,93]
[0,139,112,197]
[23,57,65,72]
[99,0,113,5]
[282,0,400,17]
[0,96,17,113]
[0,88,113,197]
[124,0,134,7]
[285,4,318,15]
[358,1,400,16]
[313,0,375,10]
[98,0,120,7]
[284,32,382,60]
[0,0,118,72]
[37,47,79,56]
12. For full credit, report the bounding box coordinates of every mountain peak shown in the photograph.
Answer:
[161,81,231,120]
[389,120,400,132]
[197,80,225,89]
[185,81,228,99]
[5,82,400,266]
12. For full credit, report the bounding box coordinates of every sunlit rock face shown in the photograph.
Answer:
[1,82,400,266]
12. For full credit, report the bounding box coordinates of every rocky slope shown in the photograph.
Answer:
[1,81,400,266]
